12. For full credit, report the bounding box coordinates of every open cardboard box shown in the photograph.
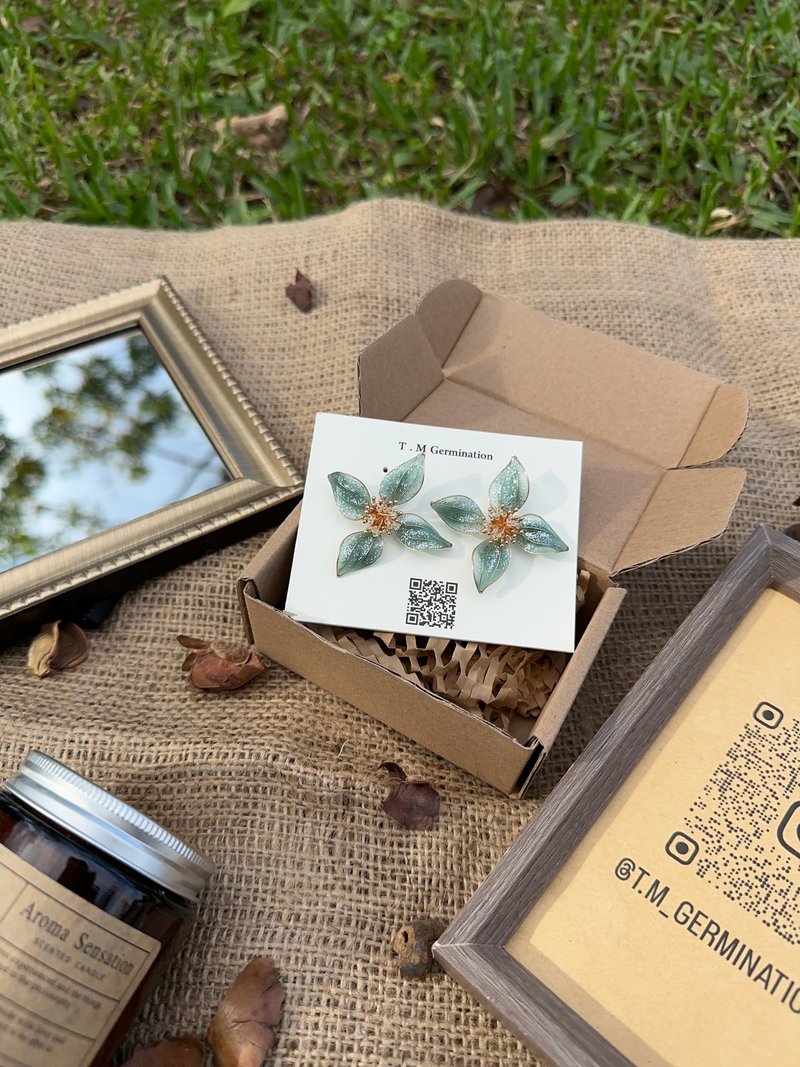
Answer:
[238,281,748,796]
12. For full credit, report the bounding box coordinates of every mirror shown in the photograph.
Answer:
[0,278,302,632]
[1,328,233,572]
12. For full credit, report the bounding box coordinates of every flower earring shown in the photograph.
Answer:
[431,456,567,592]
[328,453,451,575]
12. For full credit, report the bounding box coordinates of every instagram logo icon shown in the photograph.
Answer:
[777,801,800,860]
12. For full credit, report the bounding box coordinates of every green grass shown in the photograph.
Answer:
[1,0,799,235]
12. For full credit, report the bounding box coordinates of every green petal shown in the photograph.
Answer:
[379,453,425,504]
[336,531,383,575]
[518,514,568,554]
[430,495,485,533]
[328,471,371,519]
[472,539,511,593]
[394,513,452,551]
[489,456,529,514]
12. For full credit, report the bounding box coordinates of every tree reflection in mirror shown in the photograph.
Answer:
[0,328,231,571]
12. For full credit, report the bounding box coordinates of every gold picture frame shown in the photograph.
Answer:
[0,277,302,632]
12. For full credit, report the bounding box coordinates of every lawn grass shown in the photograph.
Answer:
[0,0,798,235]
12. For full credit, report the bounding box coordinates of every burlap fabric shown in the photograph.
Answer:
[0,200,798,1066]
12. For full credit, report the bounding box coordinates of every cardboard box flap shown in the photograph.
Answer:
[358,313,443,423]
[416,278,482,364]
[679,382,749,467]
[359,281,747,577]
[613,466,747,573]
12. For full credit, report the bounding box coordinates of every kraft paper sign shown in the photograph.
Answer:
[507,588,800,1066]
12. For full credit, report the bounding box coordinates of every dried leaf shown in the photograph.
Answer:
[472,182,517,216]
[214,104,289,150]
[27,621,89,677]
[785,522,800,543]
[207,957,285,1067]
[391,918,445,979]
[177,635,265,692]
[19,15,46,32]
[121,1035,205,1067]
[380,762,440,830]
[285,269,313,312]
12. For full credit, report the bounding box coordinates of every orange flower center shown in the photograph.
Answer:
[363,496,400,534]
[484,506,521,546]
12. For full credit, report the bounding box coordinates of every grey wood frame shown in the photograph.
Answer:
[434,526,800,1067]
[0,278,302,629]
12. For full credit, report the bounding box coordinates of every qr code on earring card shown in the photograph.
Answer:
[405,578,458,630]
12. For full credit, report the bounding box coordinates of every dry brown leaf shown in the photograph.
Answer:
[207,957,285,1067]
[214,104,289,150]
[285,269,313,313]
[19,15,46,32]
[391,918,445,979]
[472,182,517,216]
[379,762,441,830]
[27,621,89,677]
[121,1035,205,1067]
[177,634,265,692]
[785,522,800,542]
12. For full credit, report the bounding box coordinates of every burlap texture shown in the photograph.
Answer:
[0,200,798,1066]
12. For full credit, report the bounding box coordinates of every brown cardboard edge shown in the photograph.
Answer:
[415,278,482,364]
[679,382,749,468]
[614,467,747,574]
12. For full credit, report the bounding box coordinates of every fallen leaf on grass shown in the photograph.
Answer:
[121,1035,205,1067]
[177,634,265,692]
[214,104,288,150]
[391,917,446,979]
[19,15,46,32]
[207,957,285,1067]
[472,182,517,216]
[28,621,89,677]
[379,762,440,830]
[285,269,313,312]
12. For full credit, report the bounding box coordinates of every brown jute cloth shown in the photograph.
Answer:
[0,200,798,1066]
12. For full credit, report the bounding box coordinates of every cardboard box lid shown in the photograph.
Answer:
[358,280,747,577]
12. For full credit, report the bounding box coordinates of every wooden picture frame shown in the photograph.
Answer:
[434,526,800,1066]
[0,278,302,633]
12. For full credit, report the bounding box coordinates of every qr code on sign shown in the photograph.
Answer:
[406,578,458,630]
[683,703,800,944]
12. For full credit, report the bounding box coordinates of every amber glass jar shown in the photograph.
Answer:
[0,751,214,1067]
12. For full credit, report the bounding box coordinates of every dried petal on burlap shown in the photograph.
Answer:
[285,269,313,312]
[121,1035,205,1067]
[27,621,89,677]
[379,763,441,830]
[177,635,265,692]
[207,957,285,1067]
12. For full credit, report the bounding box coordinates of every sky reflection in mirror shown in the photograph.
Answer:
[0,328,231,572]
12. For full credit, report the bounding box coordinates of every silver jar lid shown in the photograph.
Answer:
[6,751,215,902]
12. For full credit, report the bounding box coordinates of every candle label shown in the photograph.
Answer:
[0,843,159,1067]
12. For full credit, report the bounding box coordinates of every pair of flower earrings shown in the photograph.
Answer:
[328,453,567,593]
